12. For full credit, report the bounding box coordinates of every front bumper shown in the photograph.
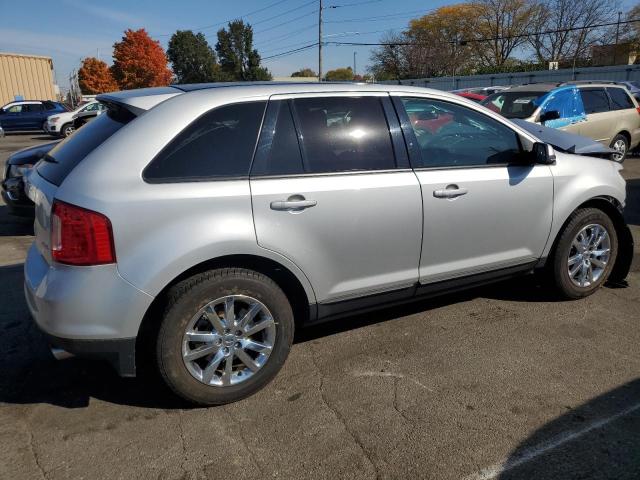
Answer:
[1,176,35,216]
[24,244,155,376]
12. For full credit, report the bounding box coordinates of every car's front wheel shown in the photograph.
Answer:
[60,123,75,137]
[551,208,618,299]
[156,268,294,405]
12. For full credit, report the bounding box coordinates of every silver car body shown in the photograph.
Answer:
[23,83,628,375]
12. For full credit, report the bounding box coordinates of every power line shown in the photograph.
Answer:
[326,0,383,8]
[261,38,317,55]
[256,22,317,43]
[262,42,320,61]
[250,0,318,27]
[324,9,433,24]
[326,17,640,47]
[251,9,318,36]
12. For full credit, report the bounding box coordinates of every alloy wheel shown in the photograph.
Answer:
[567,224,611,288]
[182,295,276,387]
[612,139,627,162]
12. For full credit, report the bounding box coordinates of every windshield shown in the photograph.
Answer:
[481,91,544,119]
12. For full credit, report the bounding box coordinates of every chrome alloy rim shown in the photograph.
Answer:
[182,295,276,387]
[612,139,626,162]
[567,224,611,288]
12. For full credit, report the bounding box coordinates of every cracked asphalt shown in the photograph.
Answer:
[1,134,639,480]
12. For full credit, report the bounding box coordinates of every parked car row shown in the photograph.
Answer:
[451,80,640,162]
[13,82,632,407]
[0,99,105,138]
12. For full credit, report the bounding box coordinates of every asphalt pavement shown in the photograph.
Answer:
[0,133,639,480]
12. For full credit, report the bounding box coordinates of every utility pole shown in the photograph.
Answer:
[318,0,323,81]
[615,11,622,45]
[353,51,357,76]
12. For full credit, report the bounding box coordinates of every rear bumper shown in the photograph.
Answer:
[24,244,155,376]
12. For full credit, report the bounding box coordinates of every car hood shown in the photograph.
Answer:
[7,141,59,165]
[512,119,614,156]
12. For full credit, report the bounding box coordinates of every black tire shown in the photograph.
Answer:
[609,134,629,163]
[60,123,74,137]
[550,208,618,299]
[156,268,294,406]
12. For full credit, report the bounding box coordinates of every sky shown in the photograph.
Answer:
[0,0,636,89]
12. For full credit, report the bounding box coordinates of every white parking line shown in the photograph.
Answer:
[464,402,640,480]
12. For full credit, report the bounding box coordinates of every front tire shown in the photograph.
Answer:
[60,123,74,137]
[156,268,294,406]
[550,208,618,299]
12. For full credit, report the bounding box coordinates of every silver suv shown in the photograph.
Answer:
[24,83,633,405]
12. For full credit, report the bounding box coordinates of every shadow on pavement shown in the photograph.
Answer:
[497,378,640,480]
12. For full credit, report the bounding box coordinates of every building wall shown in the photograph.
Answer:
[0,52,57,105]
[379,64,640,91]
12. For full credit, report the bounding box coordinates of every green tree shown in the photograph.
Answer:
[167,30,220,83]
[291,67,317,77]
[324,66,354,81]
[215,20,272,81]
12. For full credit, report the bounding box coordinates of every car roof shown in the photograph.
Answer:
[97,82,465,114]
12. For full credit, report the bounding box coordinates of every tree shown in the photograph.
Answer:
[529,0,619,65]
[78,57,118,94]
[324,66,354,81]
[111,28,173,89]
[167,30,220,83]
[291,68,317,77]
[216,20,272,81]
[472,0,540,68]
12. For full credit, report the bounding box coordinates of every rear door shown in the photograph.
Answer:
[250,93,423,305]
[605,86,640,147]
[578,87,614,145]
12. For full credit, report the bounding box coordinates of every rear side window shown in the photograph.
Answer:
[607,87,635,110]
[144,101,266,182]
[581,88,610,114]
[292,96,396,173]
[24,104,43,112]
[252,101,304,176]
[36,108,133,186]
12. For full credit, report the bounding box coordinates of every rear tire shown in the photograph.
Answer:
[550,208,617,299]
[610,134,629,163]
[156,268,294,406]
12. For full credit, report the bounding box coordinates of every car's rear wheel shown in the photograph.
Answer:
[610,134,629,162]
[156,268,294,405]
[550,208,617,299]
[61,123,75,137]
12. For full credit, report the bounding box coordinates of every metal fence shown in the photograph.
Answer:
[378,64,640,91]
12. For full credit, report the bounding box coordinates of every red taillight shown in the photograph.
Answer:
[51,200,115,265]
[636,107,640,115]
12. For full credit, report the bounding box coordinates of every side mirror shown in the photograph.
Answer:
[539,110,560,124]
[532,142,556,165]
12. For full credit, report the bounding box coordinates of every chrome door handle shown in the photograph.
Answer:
[433,186,468,199]
[270,198,317,211]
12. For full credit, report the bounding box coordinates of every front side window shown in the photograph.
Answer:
[581,88,610,114]
[607,87,634,110]
[7,105,24,113]
[292,96,396,173]
[401,97,521,168]
[144,101,266,182]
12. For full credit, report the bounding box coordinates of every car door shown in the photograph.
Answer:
[1,104,25,130]
[393,94,554,284]
[538,86,584,135]
[250,93,423,306]
[578,87,614,145]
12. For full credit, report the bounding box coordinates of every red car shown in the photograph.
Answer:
[455,91,487,103]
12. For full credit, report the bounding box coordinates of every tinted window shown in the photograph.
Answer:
[252,101,304,176]
[607,87,634,110]
[24,104,43,112]
[480,91,542,119]
[36,108,133,186]
[581,88,610,114]
[144,102,266,182]
[402,97,521,168]
[43,101,57,110]
[293,96,395,173]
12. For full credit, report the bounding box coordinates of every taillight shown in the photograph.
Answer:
[51,200,115,265]
[636,107,640,115]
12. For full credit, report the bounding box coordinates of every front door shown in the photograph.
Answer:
[251,94,423,304]
[394,95,554,283]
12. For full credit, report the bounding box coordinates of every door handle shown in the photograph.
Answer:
[270,197,317,211]
[433,185,468,199]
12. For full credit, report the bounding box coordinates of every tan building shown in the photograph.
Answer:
[0,52,58,105]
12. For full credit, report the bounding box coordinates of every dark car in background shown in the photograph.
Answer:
[1,141,58,216]
[0,100,68,132]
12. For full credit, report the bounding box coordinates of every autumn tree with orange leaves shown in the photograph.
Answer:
[78,57,119,94]
[111,29,172,89]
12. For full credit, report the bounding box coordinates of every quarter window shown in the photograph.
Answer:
[401,97,521,168]
[144,101,266,182]
[606,87,635,110]
[581,88,610,114]
[292,96,396,173]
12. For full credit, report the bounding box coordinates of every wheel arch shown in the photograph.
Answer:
[543,196,633,283]
[136,254,314,373]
